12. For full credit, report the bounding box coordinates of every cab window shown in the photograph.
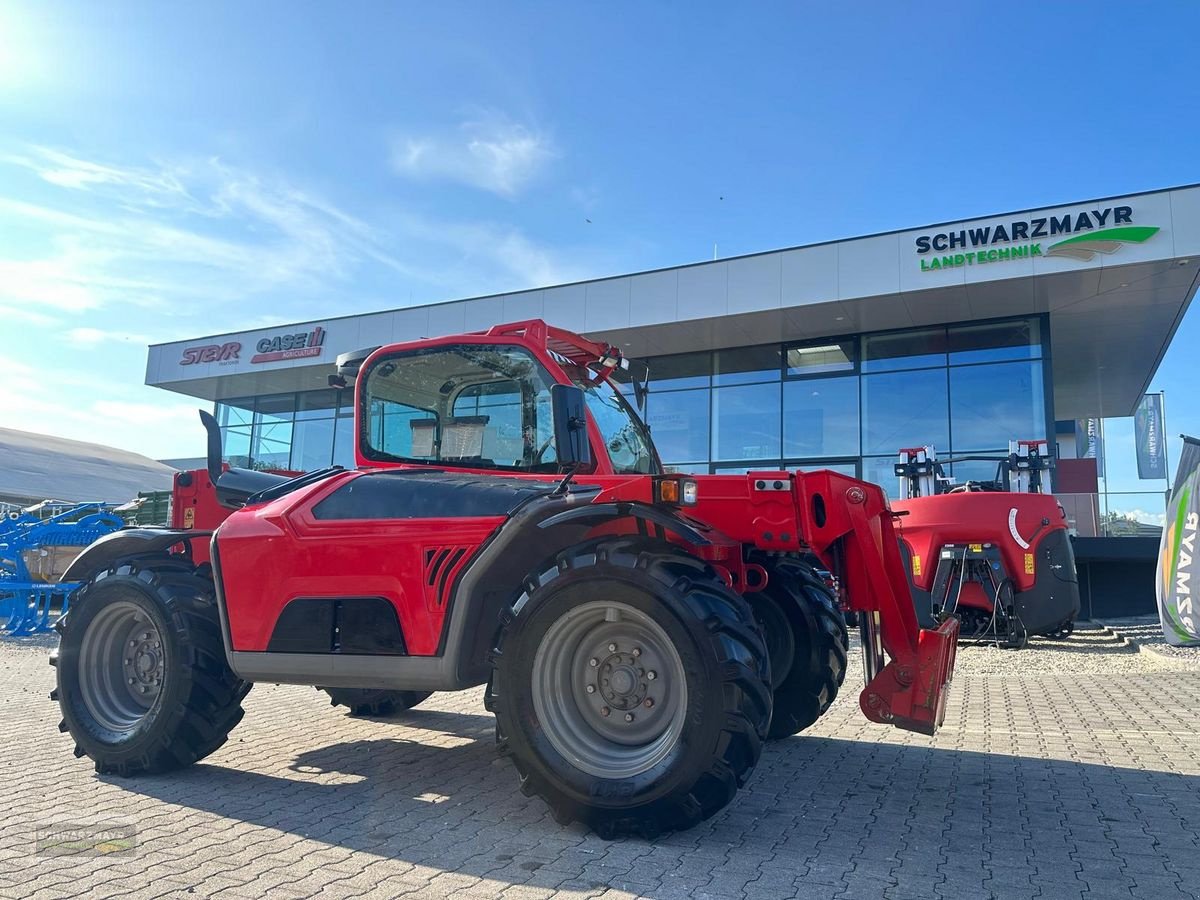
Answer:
[361,344,560,471]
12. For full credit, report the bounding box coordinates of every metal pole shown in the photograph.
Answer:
[1160,391,1172,485]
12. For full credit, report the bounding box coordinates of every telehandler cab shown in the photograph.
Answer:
[52,320,958,837]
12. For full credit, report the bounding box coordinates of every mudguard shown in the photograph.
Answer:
[59,528,212,583]
[536,501,714,546]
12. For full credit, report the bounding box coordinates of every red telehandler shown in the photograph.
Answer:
[892,442,1080,648]
[51,320,957,837]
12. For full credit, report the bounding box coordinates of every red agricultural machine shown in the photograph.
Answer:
[51,320,957,837]
[892,442,1080,648]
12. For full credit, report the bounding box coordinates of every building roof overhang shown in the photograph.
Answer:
[146,184,1200,419]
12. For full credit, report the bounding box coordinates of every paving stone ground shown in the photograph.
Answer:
[1,628,1198,900]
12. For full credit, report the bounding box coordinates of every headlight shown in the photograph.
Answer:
[681,479,698,505]
[655,477,697,506]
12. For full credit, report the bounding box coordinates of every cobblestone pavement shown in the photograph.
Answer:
[2,631,1198,900]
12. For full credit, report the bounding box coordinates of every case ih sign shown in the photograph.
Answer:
[250,326,326,363]
[178,327,326,366]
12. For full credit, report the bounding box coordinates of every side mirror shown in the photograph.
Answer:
[334,346,381,381]
[551,384,592,469]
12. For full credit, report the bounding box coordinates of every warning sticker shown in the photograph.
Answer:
[1024,552,1035,575]
[912,555,921,577]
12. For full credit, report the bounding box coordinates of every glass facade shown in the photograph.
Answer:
[214,315,1051,497]
[645,316,1051,497]
[216,388,356,471]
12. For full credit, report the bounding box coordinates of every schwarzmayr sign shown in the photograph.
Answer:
[915,205,1159,271]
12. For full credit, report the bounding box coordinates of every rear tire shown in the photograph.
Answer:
[52,558,250,775]
[488,537,771,838]
[747,556,848,740]
[318,687,431,716]
[1044,620,1074,641]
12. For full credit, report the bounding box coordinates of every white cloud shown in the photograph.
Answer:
[0,143,606,456]
[0,148,425,312]
[391,114,555,197]
[15,146,192,200]
[0,255,103,312]
[1,364,204,461]
[429,218,583,289]
[66,327,154,347]
[1110,508,1167,528]
[0,144,586,312]
[0,302,58,326]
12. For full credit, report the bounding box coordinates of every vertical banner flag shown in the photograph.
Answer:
[1135,394,1168,480]
[1075,418,1104,474]
[1156,435,1200,646]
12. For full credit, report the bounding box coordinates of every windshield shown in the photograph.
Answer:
[572,373,660,475]
[361,343,560,472]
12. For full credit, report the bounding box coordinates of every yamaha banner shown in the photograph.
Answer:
[1157,435,1200,646]
[1135,393,1168,480]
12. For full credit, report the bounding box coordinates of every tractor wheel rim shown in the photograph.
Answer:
[532,599,687,779]
[77,601,165,735]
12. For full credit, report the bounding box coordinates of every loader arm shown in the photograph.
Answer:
[794,470,959,735]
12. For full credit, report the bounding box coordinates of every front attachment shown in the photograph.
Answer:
[860,616,959,735]
[792,469,961,737]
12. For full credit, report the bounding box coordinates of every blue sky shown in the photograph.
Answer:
[1,2,1197,500]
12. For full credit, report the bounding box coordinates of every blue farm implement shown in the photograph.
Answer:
[0,505,123,635]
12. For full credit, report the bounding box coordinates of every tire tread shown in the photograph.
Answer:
[751,556,849,740]
[318,687,431,717]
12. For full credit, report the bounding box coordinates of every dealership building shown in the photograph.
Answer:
[146,185,1200,610]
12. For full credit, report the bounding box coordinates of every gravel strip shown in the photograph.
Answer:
[845,619,1178,677]
[1097,615,1200,671]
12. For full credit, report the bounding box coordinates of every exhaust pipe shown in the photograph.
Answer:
[198,410,224,484]
[196,410,291,509]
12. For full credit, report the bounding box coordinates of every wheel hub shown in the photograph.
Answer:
[77,601,166,734]
[597,653,647,710]
[532,599,687,778]
[125,630,163,697]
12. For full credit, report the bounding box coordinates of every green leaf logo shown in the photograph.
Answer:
[1046,226,1160,261]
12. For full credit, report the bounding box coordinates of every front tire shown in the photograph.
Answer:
[52,559,250,775]
[489,537,771,838]
[747,556,848,740]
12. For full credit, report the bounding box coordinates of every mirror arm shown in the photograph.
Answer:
[552,462,581,496]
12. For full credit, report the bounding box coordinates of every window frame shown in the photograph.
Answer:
[357,342,565,473]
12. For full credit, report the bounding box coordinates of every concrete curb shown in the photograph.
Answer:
[1095,617,1200,671]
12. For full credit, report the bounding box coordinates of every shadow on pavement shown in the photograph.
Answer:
[109,724,1200,899]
